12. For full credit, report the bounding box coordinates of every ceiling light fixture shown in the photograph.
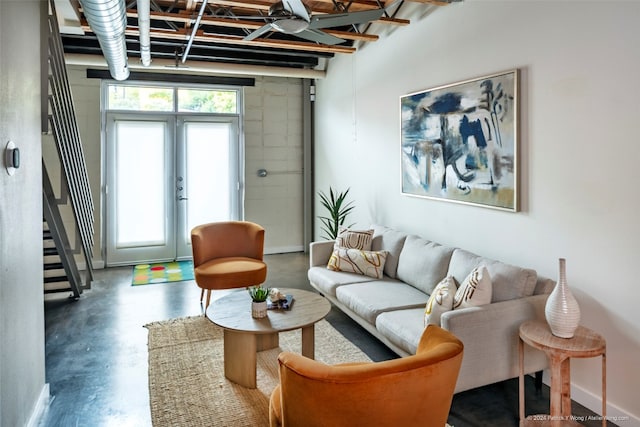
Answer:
[271,18,309,34]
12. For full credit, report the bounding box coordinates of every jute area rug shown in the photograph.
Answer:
[145,316,372,427]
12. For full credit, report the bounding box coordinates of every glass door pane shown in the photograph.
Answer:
[106,116,175,265]
[176,118,241,259]
[116,122,166,246]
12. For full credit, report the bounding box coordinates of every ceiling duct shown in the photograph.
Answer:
[78,0,130,80]
[138,0,151,66]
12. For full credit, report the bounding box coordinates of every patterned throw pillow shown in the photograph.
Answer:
[327,248,387,279]
[334,228,374,251]
[424,276,457,326]
[453,266,492,309]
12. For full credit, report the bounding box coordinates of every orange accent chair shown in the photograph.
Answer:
[269,324,463,427]
[190,221,268,310]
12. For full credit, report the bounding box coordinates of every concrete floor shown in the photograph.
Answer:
[39,252,612,427]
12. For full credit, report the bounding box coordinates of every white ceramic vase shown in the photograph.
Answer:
[545,258,581,338]
[251,301,267,319]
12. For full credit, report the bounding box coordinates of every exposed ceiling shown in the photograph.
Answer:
[56,0,459,78]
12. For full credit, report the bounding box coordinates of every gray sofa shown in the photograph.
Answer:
[308,224,552,393]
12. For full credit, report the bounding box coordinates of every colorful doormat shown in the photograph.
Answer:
[132,261,195,286]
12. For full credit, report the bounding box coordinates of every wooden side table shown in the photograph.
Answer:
[519,320,606,427]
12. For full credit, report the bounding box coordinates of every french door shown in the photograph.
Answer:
[105,113,241,266]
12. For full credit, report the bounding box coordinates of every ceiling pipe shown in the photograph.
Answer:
[182,0,208,64]
[78,0,130,80]
[138,0,152,66]
[64,53,327,79]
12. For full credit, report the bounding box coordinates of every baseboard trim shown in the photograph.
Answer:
[26,383,50,427]
[265,246,304,255]
[541,372,639,426]
[571,382,639,427]
[83,250,302,269]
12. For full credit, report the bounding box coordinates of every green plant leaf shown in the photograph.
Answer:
[247,285,270,302]
[317,187,355,240]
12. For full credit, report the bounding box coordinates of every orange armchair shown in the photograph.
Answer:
[269,325,463,427]
[190,221,267,309]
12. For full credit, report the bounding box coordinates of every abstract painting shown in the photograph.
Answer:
[400,69,519,211]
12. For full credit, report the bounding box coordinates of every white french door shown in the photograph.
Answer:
[175,117,241,258]
[105,113,241,266]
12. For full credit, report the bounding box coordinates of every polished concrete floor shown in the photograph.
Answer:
[40,252,613,427]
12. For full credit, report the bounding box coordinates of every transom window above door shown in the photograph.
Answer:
[106,84,239,114]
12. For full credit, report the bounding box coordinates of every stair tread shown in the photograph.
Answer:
[44,276,69,283]
[44,262,64,270]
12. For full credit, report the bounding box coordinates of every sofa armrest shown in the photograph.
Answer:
[440,294,550,393]
[309,240,335,268]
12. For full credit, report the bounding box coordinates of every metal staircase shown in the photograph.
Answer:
[42,0,94,298]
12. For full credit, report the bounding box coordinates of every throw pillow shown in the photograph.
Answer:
[424,276,457,326]
[453,266,492,309]
[334,228,374,251]
[327,248,387,279]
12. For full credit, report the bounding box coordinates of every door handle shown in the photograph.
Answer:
[178,197,188,201]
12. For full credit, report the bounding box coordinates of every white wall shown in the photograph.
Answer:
[315,1,639,423]
[46,71,305,265]
[0,0,47,425]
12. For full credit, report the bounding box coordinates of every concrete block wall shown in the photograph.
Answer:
[244,76,304,253]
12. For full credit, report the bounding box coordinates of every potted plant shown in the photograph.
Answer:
[318,187,355,240]
[248,285,270,318]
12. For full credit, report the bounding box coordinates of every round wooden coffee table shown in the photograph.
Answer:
[206,288,331,389]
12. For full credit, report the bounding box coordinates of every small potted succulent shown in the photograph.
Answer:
[248,285,270,318]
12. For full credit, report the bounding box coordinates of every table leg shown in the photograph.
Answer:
[223,329,257,388]
[519,337,525,424]
[602,353,607,427]
[549,355,563,419]
[301,324,315,359]
[560,357,572,418]
[256,333,279,351]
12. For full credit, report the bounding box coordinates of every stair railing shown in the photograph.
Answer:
[42,0,95,295]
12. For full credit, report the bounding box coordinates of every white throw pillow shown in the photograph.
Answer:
[327,248,387,279]
[334,228,374,250]
[453,266,492,309]
[424,276,457,326]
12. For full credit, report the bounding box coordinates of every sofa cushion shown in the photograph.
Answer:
[396,235,454,295]
[376,308,424,355]
[334,228,373,250]
[336,281,428,324]
[534,276,555,295]
[447,249,537,302]
[424,276,457,326]
[327,248,387,279]
[453,266,492,309]
[370,224,408,279]
[308,266,372,297]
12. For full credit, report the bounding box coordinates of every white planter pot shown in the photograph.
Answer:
[251,301,267,319]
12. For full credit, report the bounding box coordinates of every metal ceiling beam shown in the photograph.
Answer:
[125,10,380,42]
[62,33,332,62]
[182,0,208,63]
[65,53,327,79]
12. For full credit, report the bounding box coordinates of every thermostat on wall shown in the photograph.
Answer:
[5,141,20,176]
